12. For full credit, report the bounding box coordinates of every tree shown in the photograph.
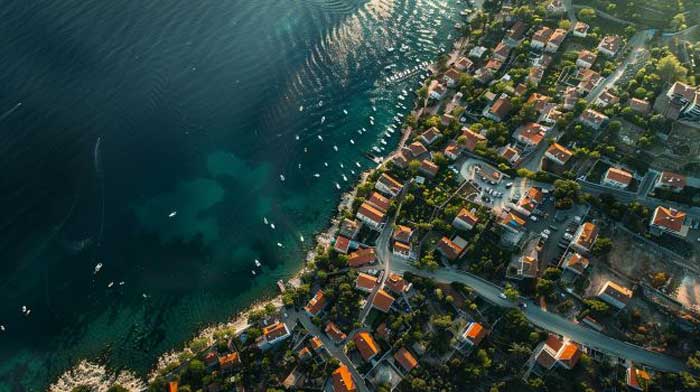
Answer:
[536,279,555,298]
[592,237,613,256]
[577,8,596,22]
[71,387,93,392]
[503,284,519,301]
[657,54,687,83]
[107,386,129,392]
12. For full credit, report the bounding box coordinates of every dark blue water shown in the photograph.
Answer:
[0,0,462,389]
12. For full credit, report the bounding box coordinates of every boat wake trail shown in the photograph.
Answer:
[0,102,22,123]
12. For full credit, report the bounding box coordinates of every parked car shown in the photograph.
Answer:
[543,229,551,236]
[563,233,573,241]
[540,232,549,240]
[530,215,538,222]
[505,182,513,189]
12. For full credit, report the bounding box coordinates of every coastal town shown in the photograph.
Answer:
[86,0,700,391]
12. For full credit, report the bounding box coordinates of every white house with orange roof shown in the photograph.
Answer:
[257,321,291,350]
[513,122,546,151]
[649,206,689,238]
[597,280,633,309]
[452,208,479,231]
[531,335,581,374]
[602,167,633,189]
[459,322,488,348]
[544,143,573,166]
[654,171,686,193]
[570,222,598,253]
[375,173,403,197]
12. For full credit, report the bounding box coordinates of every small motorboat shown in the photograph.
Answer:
[108,282,114,288]
[280,174,285,182]
[276,242,283,248]
[254,259,261,268]
[94,263,103,274]
[168,211,177,218]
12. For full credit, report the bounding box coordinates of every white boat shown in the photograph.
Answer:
[342,174,348,182]
[387,47,395,52]
[299,105,304,111]
[350,139,355,144]
[270,223,276,229]
[369,120,374,126]
[333,145,338,151]
[380,139,388,145]
[168,211,177,218]
[324,162,328,167]
[276,242,283,247]
[362,128,367,132]
[339,163,344,168]
[280,174,285,182]
[335,183,341,190]
[142,293,148,299]
[25,310,31,316]
[264,217,269,225]
[343,109,348,115]
[0,325,5,332]
[351,170,356,174]
[372,146,381,153]
[355,162,361,167]
[21,306,27,313]
[314,173,320,178]
[372,106,377,111]
[254,259,261,268]
[318,100,323,107]
[119,281,125,286]
[298,163,302,169]
[108,282,114,288]
[304,147,308,152]
[295,135,300,140]
[251,270,256,275]
[357,129,362,135]
[317,135,324,141]
[321,116,326,124]
[369,115,375,121]
[94,263,103,274]
[300,235,304,242]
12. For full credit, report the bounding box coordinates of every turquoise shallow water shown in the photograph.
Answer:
[0,0,464,389]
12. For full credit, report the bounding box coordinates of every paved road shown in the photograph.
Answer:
[390,259,687,373]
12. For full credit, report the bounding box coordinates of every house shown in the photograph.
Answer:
[629,97,650,114]
[283,367,305,390]
[498,145,521,164]
[531,27,553,49]
[480,164,504,184]
[570,222,598,253]
[579,108,609,130]
[562,252,589,275]
[514,122,546,150]
[258,321,291,350]
[356,272,379,292]
[332,365,356,392]
[602,167,633,189]
[514,83,528,97]
[547,0,566,14]
[443,68,462,87]
[649,206,689,237]
[430,83,447,100]
[540,104,564,125]
[353,332,380,362]
[597,280,633,309]
[577,69,603,96]
[460,322,488,346]
[528,66,544,85]
[334,235,351,254]
[573,21,590,38]
[420,127,442,145]
[454,56,475,72]
[348,247,376,267]
[392,150,409,169]
[484,58,504,72]
[372,289,395,313]
[484,95,513,122]
[461,127,487,151]
[167,382,178,392]
[385,273,412,294]
[305,290,327,317]
[325,322,347,343]
[475,67,496,85]
[419,159,439,178]
[339,218,361,239]
[626,364,651,391]
[393,241,412,259]
[393,225,413,243]
[492,41,511,62]
[654,171,686,193]
[562,87,579,110]
[469,45,488,59]
[544,143,573,166]
[356,202,385,230]
[437,236,467,261]
[404,141,429,159]
[505,21,528,47]
[597,35,623,57]
[595,89,620,108]
[545,29,567,53]
[394,347,419,373]
[218,352,240,371]
[500,211,526,233]
[512,255,539,280]
[375,173,403,197]
[533,335,581,371]
[453,208,479,231]
[514,187,543,217]
[310,336,324,352]
[527,92,551,113]
[576,50,597,69]
[665,81,700,122]
[367,191,390,212]
[298,347,312,361]
[444,142,462,160]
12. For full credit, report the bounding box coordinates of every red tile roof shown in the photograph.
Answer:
[332,365,356,392]
[419,159,439,177]
[464,322,488,345]
[545,143,572,164]
[263,322,288,340]
[516,123,545,145]
[437,236,463,261]
[394,347,419,372]
[325,322,347,342]
[356,272,378,291]
[461,127,487,151]
[367,192,391,212]
[334,235,351,254]
[393,225,413,243]
[357,202,385,224]
[604,167,633,186]
[353,332,380,362]
[575,222,598,250]
[372,289,395,313]
[304,290,327,316]
[385,273,410,294]
[489,96,513,120]
[652,206,686,233]
[455,208,479,227]
[658,171,686,189]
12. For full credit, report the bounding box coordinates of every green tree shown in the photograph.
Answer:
[503,284,519,301]
[657,54,687,83]
[577,8,596,22]
[591,237,613,256]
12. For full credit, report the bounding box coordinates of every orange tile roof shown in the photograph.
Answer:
[421,127,442,144]
[578,49,596,64]
[501,211,526,228]
[575,222,598,249]
[263,322,288,340]
[461,127,487,151]
[393,225,413,243]
[658,171,686,189]
[372,289,395,313]
[334,235,351,254]
[385,273,410,294]
[393,241,411,253]
[332,365,356,392]
[444,68,462,82]
[304,290,327,316]
[489,96,513,119]
[357,202,385,224]
[532,26,553,43]
[356,272,378,291]
[353,332,380,362]
[455,208,479,227]
[559,343,579,361]
[167,381,179,392]
[394,347,419,372]
[600,281,633,304]
[546,143,572,164]
[536,349,557,368]
[298,346,312,360]
[377,173,403,194]
[348,247,376,267]
[437,236,463,261]
[464,322,488,345]
[517,123,545,145]
[605,167,633,185]
[407,141,428,158]
[420,159,439,176]
[218,352,240,367]
[367,192,391,212]
[325,322,347,342]
[627,366,651,391]
[564,252,589,274]
[310,336,324,351]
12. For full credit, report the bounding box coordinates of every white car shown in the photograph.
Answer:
[530,215,538,222]
[540,232,549,240]
[543,229,551,236]
[498,292,507,300]
[563,233,573,241]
